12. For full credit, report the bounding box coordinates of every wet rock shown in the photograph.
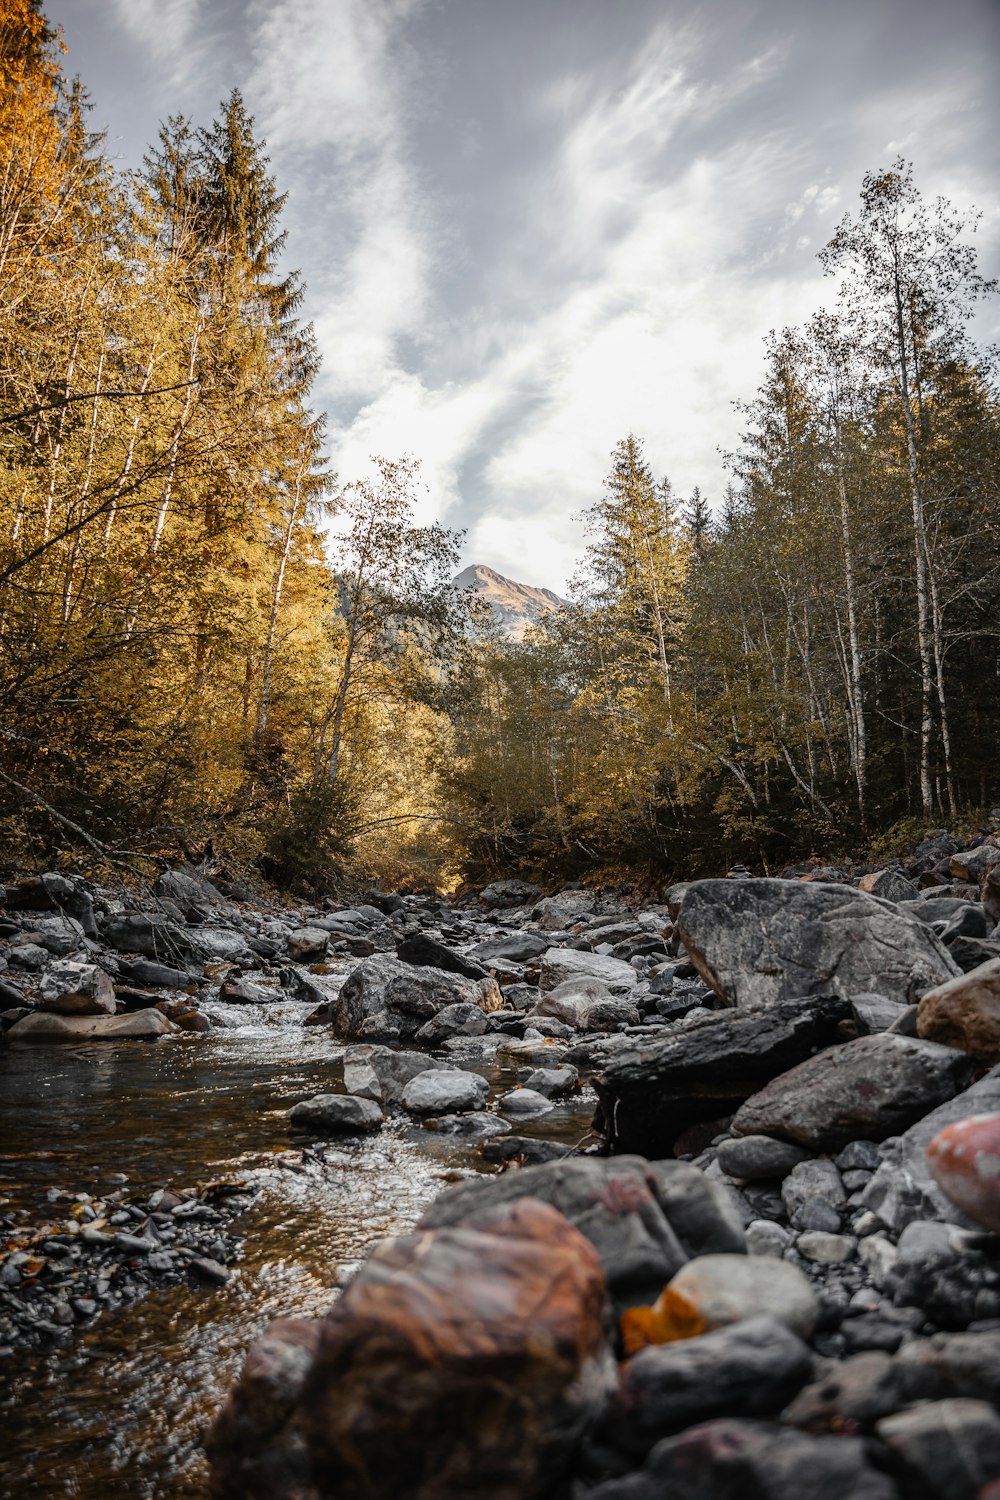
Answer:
[585,1418,899,1500]
[422,1112,511,1139]
[5,1008,179,1042]
[189,1256,233,1284]
[36,960,116,1016]
[155,999,211,1032]
[294,1199,612,1500]
[331,956,501,1041]
[715,1135,811,1181]
[917,957,1000,1061]
[602,1318,813,1460]
[117,958,202,989]
[498,1087,554,1118]
[218,977,277,1005]
[395,931,488,978]
[927,1113,1000,1232]
[731,1034,973,1151]
[520,1064,578,1097]
[400,1068,489,1117]
[540,947,638,994]
[414,1002,488,1042]
[288,1094,383,1134]
[877,1398,1000,1500]
[674,878,959,1008]
[593,993,856,1157]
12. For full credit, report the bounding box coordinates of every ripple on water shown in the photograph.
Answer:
[0,1022,595,1498]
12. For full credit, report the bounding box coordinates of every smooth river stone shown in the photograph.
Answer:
[927,1113,1000,1232]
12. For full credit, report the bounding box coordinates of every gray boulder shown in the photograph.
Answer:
[331,955,501,1041]
[479,879,542,909]
[414,1002,488,1042]
[593,993,856,1157]
[539,947,638,994]
[731,1033,974,1151]
[288,1094,382,1134]
[6,1009,178,1042]
[470,932,548,964]
[675,878,960,1008]
[285,927,330,962]
[401,1069,489,1116]
[342,1044,457,1103]
[102,912,195,961]
[37,960,116,1016]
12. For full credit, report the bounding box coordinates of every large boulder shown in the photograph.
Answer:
[102,912,195,961]
[418,1154,744,1306]
[534,977,640,1031]
[155,867,226,920]
[917,957,1000,1061]
[284,1200,612,1500]
[330,956,501,1041]
[539,947,638,994]
[859,1065,1000,1231]
[479,879,542,909]
[532,891,594,930]
[674,878,959,1008]
[394,931,488,979]
[593,994,856,1157]
[400,1069,489,1117]
[36,960,116,1016]
[342,1044,457,1104]
[5,1008,178,1042]
[731,1033,974,1152]
[288,1094,383,1134]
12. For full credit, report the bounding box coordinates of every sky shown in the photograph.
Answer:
[48,0,1000,592]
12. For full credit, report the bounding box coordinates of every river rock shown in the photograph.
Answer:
[715,1135,811,1181]
[859,1065,1000,1231]
[498,1087,553,1118]
[674,878,959,1008]
[218,977,276,1005]
[520,1064,578,1097]
[593,993,855,1157]
[5,1008,178,1042]
[400,1068,489,1116]
[877,1397,1000,1500]
[295,1199,612,1500]
[205,1315,322,1500]
[731,1033,974,1151]
[342,1044,456,1104]
[858,869,920,902]
[663,1253,817,1339]
[532,891,594,930]
[479,878,542,909]
[36,960,116,1016]
[395,931,488,978]
[586,1418,898,1500]
[419,1155,744,1304]
[602,1318,813,1460]
[156,867,226,920]
[917,957,1000,1061]
[414,1002,488,1042]
[470,932,548,964]
[331,956,501,1041]
[539,947,638,994]
[927,1113,1000,1232]
[950,842,1000,882]
[101,912,194,960]
[288,1094,383,1134]
[285,927,329,962]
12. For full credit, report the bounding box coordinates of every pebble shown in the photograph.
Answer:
[797,1231,856,1265]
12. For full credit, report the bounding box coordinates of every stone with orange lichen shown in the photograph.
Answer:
[927,1113,1000,1232]
[620,1285,705,1354]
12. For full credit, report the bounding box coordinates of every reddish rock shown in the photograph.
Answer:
[156,998,211,1032]
[207,1317,321,1500]
[918,958,1000,1061]
[300,1198,611,1500]
[927,1114,1000,1232]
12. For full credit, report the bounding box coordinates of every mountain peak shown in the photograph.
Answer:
[453,564,568,640]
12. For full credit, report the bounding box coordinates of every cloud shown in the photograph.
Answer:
[107,0,205,84]
[247,0,433,399]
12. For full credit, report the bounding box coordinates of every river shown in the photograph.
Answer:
[0,1004,593,1498]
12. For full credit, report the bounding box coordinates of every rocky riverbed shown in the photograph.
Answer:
[3,826,1000,1497]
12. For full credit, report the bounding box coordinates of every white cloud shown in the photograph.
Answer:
[108,0,202,74]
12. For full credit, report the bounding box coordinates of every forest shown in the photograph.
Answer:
[2,0,998,894]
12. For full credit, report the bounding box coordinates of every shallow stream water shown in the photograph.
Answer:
[0,1007,594,1498]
